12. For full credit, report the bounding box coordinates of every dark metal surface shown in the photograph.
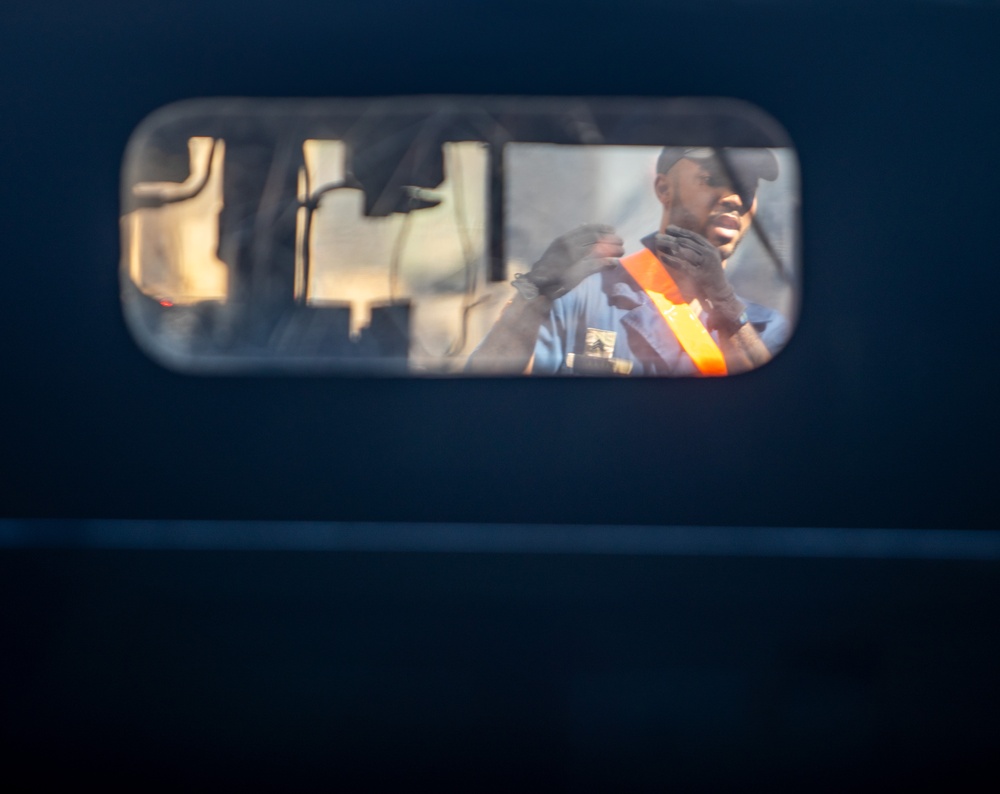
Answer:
[2,0,998,787]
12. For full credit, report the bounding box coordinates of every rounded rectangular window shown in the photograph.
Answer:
[121,97,799,376]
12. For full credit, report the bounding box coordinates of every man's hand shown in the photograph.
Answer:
[655,225,774,372]
[654,225,746,334]
[519,224,624,300]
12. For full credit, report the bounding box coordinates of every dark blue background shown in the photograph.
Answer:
[2,1,999,788]
[2,0,997,528]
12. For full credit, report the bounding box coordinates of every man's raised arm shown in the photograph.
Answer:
[465,224,623,373]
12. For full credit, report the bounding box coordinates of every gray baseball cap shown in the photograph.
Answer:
[656,146,779,208]
[656,147,779,181]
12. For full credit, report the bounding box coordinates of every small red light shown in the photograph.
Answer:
[159,299,174,307]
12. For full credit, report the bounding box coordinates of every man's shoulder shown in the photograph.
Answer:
[740,299,791,352]
[742,299,784,324]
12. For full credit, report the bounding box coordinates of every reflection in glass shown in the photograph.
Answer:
[121,98,798,376]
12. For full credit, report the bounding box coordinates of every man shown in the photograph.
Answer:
[466,147,790,375]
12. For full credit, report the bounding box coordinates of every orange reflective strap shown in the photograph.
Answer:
[619,249,728,376]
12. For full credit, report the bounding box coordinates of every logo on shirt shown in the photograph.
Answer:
[584,328,617,359]
[566,328,633,375]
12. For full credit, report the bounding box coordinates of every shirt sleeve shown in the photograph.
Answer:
[745,301,791,356]
[759,311,791,355]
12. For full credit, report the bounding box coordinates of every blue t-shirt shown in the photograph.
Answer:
[532,255,789,376]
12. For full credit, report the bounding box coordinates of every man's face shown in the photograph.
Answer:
[654,157,757,261]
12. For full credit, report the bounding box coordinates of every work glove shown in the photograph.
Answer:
[515,224,624,300]
[654,225,747,333]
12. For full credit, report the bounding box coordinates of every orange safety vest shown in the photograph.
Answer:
[618,248,728,376]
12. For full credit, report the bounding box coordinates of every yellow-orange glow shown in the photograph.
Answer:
[124,137,228,303]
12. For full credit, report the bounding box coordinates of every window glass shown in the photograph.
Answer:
[122,97,798,376]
